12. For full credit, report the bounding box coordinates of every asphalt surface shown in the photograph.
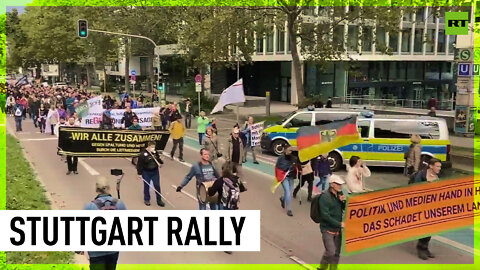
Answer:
[5,115,477,265]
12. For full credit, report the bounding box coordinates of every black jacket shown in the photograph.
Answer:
[208,176,240,204]
[121,111,138,128]
[136,149,163,175]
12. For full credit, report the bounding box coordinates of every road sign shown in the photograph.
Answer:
[130,75,136,81]
[458,48,472,61]
[130,70,136,76]
[195,74,202,83]
[130,80,136,85]
[195,82,202,92]
[458,63,471,76]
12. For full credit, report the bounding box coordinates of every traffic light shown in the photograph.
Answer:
[158,77,164,91]
[78,19,88,38]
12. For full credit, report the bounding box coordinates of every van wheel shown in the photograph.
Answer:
[328,152,343,172]
[420,155,432,169]
[272,140,289,156]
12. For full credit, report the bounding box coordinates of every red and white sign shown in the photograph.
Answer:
[195,74,202,83]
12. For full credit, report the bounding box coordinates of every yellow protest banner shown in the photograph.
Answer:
[343,175,478,255]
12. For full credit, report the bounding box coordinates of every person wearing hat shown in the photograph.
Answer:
[318,174,346,270]
[84,177,126,270]
[169,115,185,162]
[404,134,422,181]
[226,127,244,179]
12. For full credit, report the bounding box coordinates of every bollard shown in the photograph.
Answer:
[266,91,271,117]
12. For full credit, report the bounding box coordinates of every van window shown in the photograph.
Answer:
[314,113,355,125]
[288,113,312,128]
[374,120,440,139]
[358,120,370,138]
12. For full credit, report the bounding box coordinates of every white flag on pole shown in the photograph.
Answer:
[211,79,245,114]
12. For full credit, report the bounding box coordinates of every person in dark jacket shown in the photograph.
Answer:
[326,97,333,108]
[293,159,315,201]
[315,154,331,191]
[136,141,165,207]
[318,175,346,270]
[276,146,298,216]
[412,158,442,260]
[102,106,114,129]
[208,161,242,210]
[121,105,137,129]
[427,96,437,110]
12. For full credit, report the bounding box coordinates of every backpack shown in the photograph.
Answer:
[310,192,324,223]
[15,106,22,117]
[92,198,118,210]
[221,177,240,210]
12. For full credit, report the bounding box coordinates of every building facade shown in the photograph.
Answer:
[211,6,474,110]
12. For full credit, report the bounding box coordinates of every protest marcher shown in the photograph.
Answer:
[318,174,346,270]
[66,117,79,175]
[413,158,442,260]
[31,95,41,128]
[7,95,15,116]
[197,111,209,145]
[226,127,244,179]
[293,159,314,202]
[128,118,142,131]
[203,126,219,162]
[102,106,114,130]
[152,110,162,131]
[38,103,48,133]
[345,156,371,193]
[276,146,297,216]
[137,141,165,207]
[57,104,67,120]
[184,98,192,128]
[208,118,218,135]
[169,115,185,162]
[121,105,138,129]
[19,95,28,120]
[13,99,25,132]
[84,177,126,270]
[176,149,220,210]
[315,154,331,191]
[207,161,243,210]
[242,116,259,164]
[404,134,422,182]
[47,105,59,135]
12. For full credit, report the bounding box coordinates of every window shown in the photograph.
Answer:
[425,29,435,53]
[358,120,370,138]
[370,62,388,81]
[403,12,412,21]
[333,25,344,49]
[437,29,446,53]
[288,113,312,128]
[401,30,411,53]
[425,62,440,80]
[389,32,399,53]
[348,25,359,52]
[407,62,424,81]
[277,28,285,52]
[256,36,264,53]
[415,8,424,22]
[374,120,440,139]
[266,30,274,53]
[414,29,423,53]
[314,113,354,126]
[448,35,456,54]
[303,6,315,16]
[318,7,329,17]
[441,62,452,80]
[389,62,406,81]
[362,27,373,52]
[376,28,387,51]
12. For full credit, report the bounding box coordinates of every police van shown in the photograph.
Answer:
[260,109,451,171]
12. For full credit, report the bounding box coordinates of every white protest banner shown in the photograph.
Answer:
[81,107,159,128]
[250,122,264,147]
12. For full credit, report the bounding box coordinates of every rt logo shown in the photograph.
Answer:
[445,12,469,35]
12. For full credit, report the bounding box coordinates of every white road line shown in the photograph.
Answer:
[78,158,100,176]
[171,185,198,202]
[20,137,58,141]
[432,236,480,256]
[289,256,315,270]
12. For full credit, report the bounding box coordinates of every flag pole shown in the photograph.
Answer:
[236,58,240,124]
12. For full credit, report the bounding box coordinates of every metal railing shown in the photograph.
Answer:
[336,96,454,111]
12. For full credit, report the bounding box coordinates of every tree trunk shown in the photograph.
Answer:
[287,13,305,105]
[124,38,130,93]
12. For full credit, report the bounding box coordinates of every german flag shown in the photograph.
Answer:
[297,116,360,162]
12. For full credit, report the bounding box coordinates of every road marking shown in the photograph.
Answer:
[432,236,480,256]
[20,137,58,141]
[78,158,100,176]
[171,185,198,201]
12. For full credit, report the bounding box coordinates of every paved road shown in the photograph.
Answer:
[6,116,476,265]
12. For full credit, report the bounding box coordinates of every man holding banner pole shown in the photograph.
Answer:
[136,141,165,207]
